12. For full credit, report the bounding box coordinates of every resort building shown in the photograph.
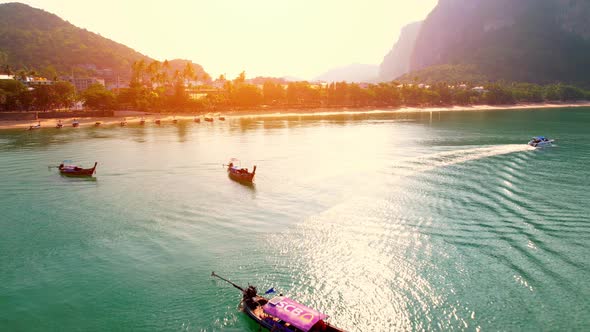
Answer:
[62,77,105,92]
[20,76,53,86]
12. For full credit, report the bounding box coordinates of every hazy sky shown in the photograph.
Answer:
[3,0,437,79]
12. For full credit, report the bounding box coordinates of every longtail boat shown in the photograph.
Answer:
[211,272,344,332]
[58,161,97,177]
[227,159,256,183]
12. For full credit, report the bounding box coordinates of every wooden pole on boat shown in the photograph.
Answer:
[211,272,244,292]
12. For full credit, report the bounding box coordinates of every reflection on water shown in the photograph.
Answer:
[1,109,589,331]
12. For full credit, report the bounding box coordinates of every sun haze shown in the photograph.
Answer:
[1,0,437,79]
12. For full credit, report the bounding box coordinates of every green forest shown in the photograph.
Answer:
[0,3,149,79]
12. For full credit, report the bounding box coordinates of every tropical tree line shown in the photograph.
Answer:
[0,79,76,111]
[2,60,590,112]
[110,61,590,111]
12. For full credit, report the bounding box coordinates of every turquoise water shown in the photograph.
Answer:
[1,108,589,331]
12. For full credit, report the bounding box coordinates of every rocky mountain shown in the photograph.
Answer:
[0,3,207,81]
[407,0,590,84]
[314,63,378,83]
[379,21,422,81]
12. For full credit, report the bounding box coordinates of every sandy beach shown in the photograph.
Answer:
[2,102,590,130]
[0,111,200,130]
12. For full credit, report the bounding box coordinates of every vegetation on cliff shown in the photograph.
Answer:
[408,0,590,85]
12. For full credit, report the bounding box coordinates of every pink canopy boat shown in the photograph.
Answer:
[212,272,344,331]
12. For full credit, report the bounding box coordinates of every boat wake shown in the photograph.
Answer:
[391,144,534,178]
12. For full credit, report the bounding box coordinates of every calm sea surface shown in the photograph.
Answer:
[1,108,589,331]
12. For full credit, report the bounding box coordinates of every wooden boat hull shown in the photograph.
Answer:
[227,165,256,183]
[228,171,255,183]
[243,305,279,331]
[59,162,97,177]
[211,273,344,332]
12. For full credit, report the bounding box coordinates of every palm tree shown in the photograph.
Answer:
[131,60,146,85]
[147,60,161,88]
[183,62,196,85]
[161,60,171,86]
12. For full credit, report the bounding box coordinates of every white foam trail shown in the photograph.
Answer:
[392,144,534,177]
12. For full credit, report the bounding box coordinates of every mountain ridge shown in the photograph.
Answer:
[379,21,422,81]
[406,0,590,84]
[0,2,207,80]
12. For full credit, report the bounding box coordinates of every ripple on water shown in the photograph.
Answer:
[2,110,590,331]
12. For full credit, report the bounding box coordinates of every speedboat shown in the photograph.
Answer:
[528,136,554,148]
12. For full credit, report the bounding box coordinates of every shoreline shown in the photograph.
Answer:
[1,102,590,130]
[226,101,590,118]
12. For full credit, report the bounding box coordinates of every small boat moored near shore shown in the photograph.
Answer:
[219,115,226,121]
[155,118,161,125]
[55,120,63,128]
[204,116,214,122]
[194,116,201,123]
[139,117,146,125]
[120,118,128,126]
[28,121,41,130]
[72,119,80,127]
[95,121,102,127]
[528,136,555,148]
[211,272,344,332]
[58,161,97,177]
[226,159,256,183]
